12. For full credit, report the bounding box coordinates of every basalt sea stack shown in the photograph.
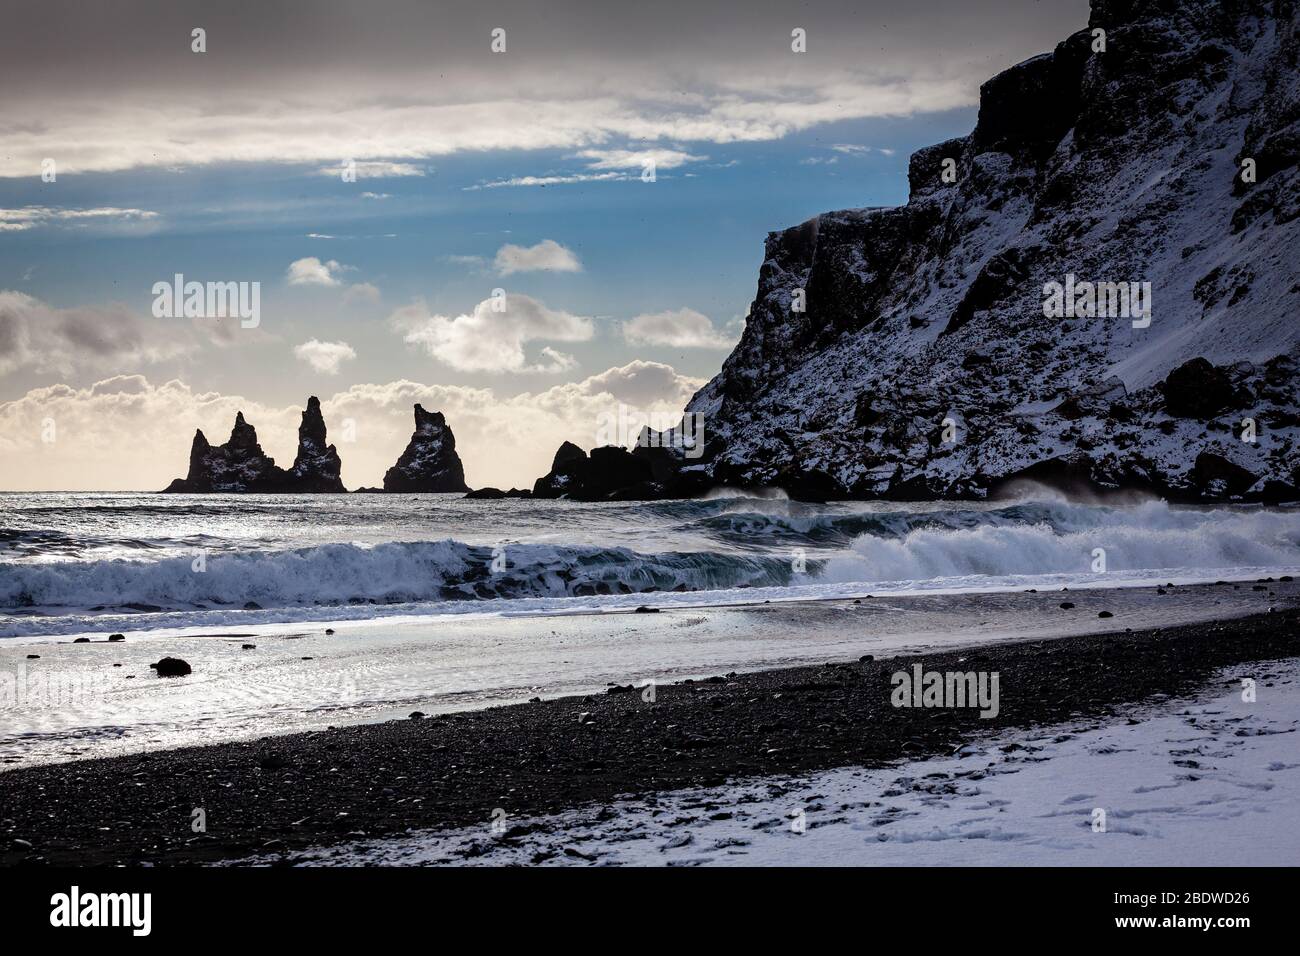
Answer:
[382,404,469,493]
[161,396,346,493]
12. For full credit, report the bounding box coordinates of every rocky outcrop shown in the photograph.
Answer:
[464,487,533,499]
[161,397,346,493]
[288,396,345,492]
[684,0,1300,503]
[532,438,709,501]
[382,405,469,493]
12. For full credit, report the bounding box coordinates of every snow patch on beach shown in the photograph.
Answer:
[290,660,1300,867]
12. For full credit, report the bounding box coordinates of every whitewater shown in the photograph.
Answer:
[2,491,1299,638]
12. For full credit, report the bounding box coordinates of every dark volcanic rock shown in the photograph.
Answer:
[552,441,586,471]
[150,657,192,677]
[382,405,469,493]
[465,486,529,500]
[681,0,1300,503]
[465,487,507,499]
[288,397,345,492]
[533,444,652,500]
[532,431,710,501]
[162,398,348,493]
[1161,358,1239,418]
[1191,451,1259,498]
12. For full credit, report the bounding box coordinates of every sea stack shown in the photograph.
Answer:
[161,397,347,493]
[381,404,469,493]
[287,396,346,493]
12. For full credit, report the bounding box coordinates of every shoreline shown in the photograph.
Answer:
[2,579,1292,770]
[2,607,1297,866]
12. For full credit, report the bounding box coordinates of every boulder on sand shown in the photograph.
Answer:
[150,657,192,677]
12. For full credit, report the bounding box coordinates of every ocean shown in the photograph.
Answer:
[4,490,1300,639]
[4,489,1300,768]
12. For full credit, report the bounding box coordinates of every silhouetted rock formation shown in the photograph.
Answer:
[161,397,346,493]
[382,404,469,493]
[532,440,707,501]
[288,397,346,492]
[464,487,532,499]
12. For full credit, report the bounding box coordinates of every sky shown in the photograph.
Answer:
[0,0,1089,490]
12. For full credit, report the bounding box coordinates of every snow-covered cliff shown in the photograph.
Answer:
[687,0,1299,502]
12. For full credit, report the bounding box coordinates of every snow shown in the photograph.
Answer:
[290,659,1300,866]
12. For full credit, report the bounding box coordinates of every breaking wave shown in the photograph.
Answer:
[825,501,1300,581]
[0,539,801,614]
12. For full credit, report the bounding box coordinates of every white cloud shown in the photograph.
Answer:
[360,192,392,199]
[392,293,593,374]
[623,308,736,349]
[312,161,426,178]
[293,339,357,375]
[494,240,582,275]
[286,257,348,287]
[468,149,708,192]
[575,148,706,170]
[0,206,158,231]
[830,143,896,157]
[0,363,706,490]
[466,172,626,190]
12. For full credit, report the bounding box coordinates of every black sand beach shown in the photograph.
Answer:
[2,604,1297,867]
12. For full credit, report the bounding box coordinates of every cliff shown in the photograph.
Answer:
[685,0,1300,502]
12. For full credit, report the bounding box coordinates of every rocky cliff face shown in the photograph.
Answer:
[686,0,1300,502]
[162,397,345,493]
[382,404,469,493]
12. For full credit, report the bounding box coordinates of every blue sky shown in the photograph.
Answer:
[2,111,973,398]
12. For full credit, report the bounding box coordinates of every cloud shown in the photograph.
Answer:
[293,339,357,374]
[359,191,391,199]
[830,143,896,156]
[391,293,593,374]
[0,206,158,232]
[286,257,349,287]
[0,1,1085,178]
[342,282,382,305]
[0,290,192,375]
[623,307,736,349]
[466,172,626,190]
[445,254,488,269]
[0,362,706,490]
[312,161,426,178]
[575,148,706,171]
[494,240,582,275]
